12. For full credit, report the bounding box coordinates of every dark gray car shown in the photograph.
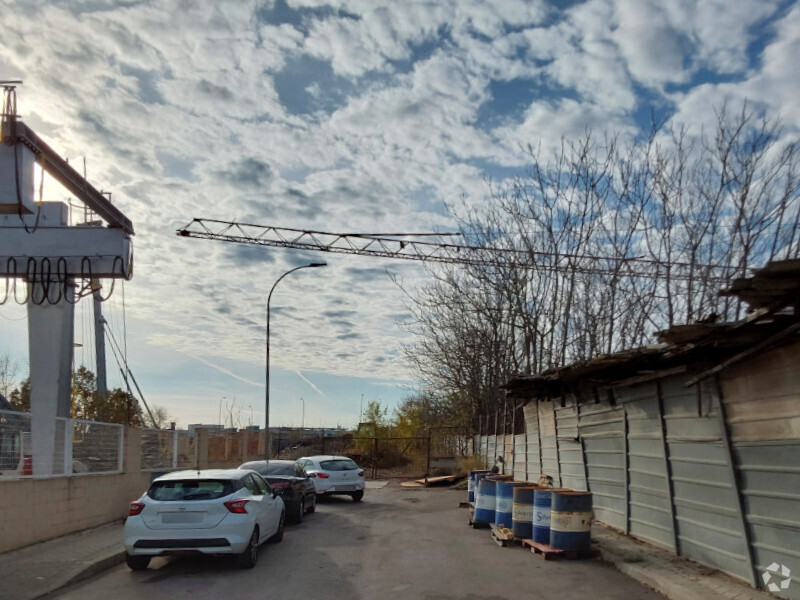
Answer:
[239,460,317,523]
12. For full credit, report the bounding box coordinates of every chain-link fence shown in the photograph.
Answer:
[0,409,28,476]
[71,419,123,473]
[0,409,123,478]
[140,429,198,471]
[276,427,473,479]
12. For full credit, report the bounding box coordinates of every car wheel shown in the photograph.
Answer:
[307,493,316,513]
[125,553,151,571]
[236,527,259,569]
[351,490,364,502]
[268,512,285,543]
[295,498,305,524]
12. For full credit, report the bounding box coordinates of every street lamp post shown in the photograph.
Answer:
[265,262,326,460]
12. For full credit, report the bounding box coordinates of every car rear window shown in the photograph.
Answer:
[148,479,236,501]
[254,463,296,476]
[320,459,358,471]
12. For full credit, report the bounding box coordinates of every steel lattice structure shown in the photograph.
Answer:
[177,217,738,283]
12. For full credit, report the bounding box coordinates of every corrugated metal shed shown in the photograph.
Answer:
[496,259,800,599]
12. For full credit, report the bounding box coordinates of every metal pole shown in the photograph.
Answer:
[92,285,107,400]
[265,262,326,460]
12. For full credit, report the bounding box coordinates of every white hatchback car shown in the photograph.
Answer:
[124,469,285,570]
[297,455,365,501]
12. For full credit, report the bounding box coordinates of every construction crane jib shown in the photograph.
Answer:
[177,217,735,282]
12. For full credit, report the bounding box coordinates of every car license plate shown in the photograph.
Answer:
[162,512,203,524]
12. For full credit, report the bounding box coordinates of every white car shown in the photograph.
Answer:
[124,469,285,570]
[297,455,365,502]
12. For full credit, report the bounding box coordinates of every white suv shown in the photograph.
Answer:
[297,455,365,502]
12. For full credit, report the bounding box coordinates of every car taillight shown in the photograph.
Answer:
[358,470,364,477]
[129,501,145,516]
[22,456,32,476]
[224,499,249,514]
[316,472,329,479]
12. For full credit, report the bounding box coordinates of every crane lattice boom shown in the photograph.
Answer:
[177,218,736,282]
[178,218,512,268]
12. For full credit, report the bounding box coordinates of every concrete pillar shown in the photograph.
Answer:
[28,280,75,476]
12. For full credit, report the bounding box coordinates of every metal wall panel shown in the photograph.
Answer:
[579,402,626,530]
[620,384,675,550]
[735,441,800,599]
[556,396,587,491]
[524,403,541,481]
[721,344,800,443]
[721,344,800,598]
[513,434,527,481]
[538,400,560,486]
[662,377,752,583]
[486,436,496,469]
[500,433,514,470]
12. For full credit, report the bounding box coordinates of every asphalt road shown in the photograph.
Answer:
[47,484,662,600]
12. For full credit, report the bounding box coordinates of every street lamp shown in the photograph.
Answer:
[265,262,327,459]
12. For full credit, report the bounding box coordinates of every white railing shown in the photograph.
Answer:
[0,409,124,479]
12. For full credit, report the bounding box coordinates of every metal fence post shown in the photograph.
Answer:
[425,430,432,479]
[372,437,378,478]
[63,418,72,476]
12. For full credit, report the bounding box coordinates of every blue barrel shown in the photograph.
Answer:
[468,470,491,504]
[487,474,513,483]
[495,481,525,528]
[473,471,492,507]
[550,491,593,551]
[473,478,498,525]
[532,488,554,544]
[512,485,537,539]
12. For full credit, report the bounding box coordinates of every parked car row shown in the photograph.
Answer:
[123,455,365,570]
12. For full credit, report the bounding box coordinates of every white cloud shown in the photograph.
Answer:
[2,0,798,426]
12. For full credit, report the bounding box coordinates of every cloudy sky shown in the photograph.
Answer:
[1,0,798,429]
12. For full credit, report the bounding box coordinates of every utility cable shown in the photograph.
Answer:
[103,318,158,428]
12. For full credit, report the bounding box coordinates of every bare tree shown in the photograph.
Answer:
[0,352,23,400]
[401,104,800,422]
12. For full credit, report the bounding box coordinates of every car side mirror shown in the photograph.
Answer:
[308,473,317,478]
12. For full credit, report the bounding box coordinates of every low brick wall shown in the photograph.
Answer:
[0,427,149,554]
[0,426,267,554]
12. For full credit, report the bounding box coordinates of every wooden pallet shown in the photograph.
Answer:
[521,538,600,560]
[490,525,515,547]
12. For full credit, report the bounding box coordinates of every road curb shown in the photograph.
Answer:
[34,550,126,600]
